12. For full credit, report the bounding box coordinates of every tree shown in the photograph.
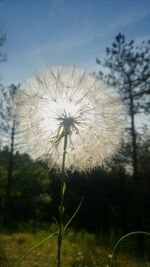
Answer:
[0,26,7,138]
[96,33,150,256]
[0,84,19,225]
[96,33,150,180]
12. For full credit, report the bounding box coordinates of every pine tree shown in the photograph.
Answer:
[96,33,150,180]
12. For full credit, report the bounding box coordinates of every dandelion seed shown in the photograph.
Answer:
[16,66,123,172]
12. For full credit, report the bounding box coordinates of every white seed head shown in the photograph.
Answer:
[16,66,124,172]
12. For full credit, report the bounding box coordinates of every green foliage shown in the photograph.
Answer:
[0,149,51,225]
[0,132,150,261]
[0,135,150,236]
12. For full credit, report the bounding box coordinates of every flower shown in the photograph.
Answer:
[16,66,123,172]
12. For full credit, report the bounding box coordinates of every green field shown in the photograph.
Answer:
[0,228,149,267]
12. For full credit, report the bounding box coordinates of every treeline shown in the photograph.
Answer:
[0,136,149,235]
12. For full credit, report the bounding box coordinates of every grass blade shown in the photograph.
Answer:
[110,231,150,267]
[15,231,58,267]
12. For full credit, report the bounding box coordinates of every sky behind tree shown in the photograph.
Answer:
[0,0,150,86]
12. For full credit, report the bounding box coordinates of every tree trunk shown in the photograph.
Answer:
[3,119,15,226]
[128,85,138,180]
[128,86,144,256]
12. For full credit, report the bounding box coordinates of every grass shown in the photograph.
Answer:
[0,227,149,267]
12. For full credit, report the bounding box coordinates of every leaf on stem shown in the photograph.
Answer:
[64,196,84,231]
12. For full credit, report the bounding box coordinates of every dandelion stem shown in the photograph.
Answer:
[57,132,68,267]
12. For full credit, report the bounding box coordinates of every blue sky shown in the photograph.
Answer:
[0,0,150,86]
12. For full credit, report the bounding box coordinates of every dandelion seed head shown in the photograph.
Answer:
[16,66,124,172]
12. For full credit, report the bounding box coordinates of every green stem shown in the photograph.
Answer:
[57,133,68,267]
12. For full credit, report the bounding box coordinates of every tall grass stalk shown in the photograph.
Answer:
[110,231,150,267]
